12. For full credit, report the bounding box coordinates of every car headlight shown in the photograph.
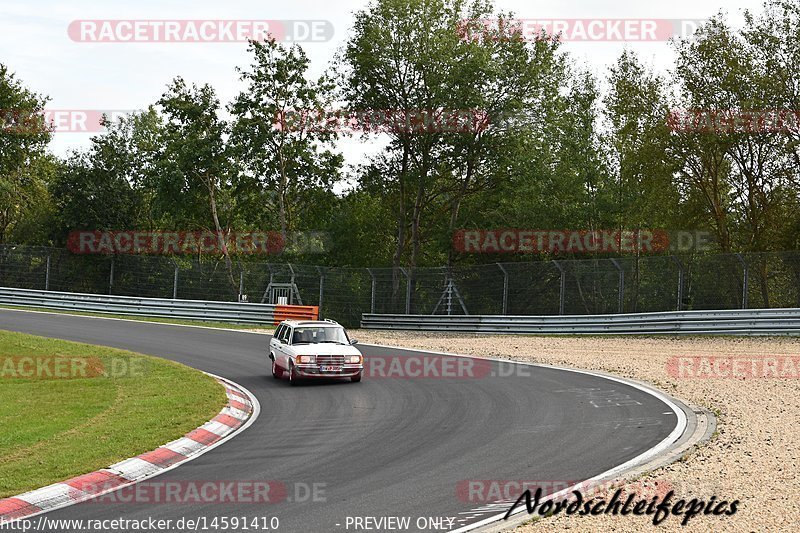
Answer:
[347,355,363,364]
[296,355,316,364]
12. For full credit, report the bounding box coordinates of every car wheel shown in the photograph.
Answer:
[289,362,299,386]
[351,372,362,383]
[271,358,282,379]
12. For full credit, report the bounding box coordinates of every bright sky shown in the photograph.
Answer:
[1,0,765,169]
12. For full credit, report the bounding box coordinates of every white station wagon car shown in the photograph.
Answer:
[269,319,364,385]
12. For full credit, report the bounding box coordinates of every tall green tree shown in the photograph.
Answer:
[229,39,342,240]
[156,78,236,283]
[51,110,161,242]
[0,64,52,244]
[604,51,681,231]
[741,0,800,251]
[668,12,796,254]
[342,0,567,281]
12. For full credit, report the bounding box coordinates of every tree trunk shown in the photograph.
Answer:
[446,157,474,268]
[208,178,237,294]
[391,144,410,311]
[410,170,426,270]
[277,141,288,241]
[408,155,428,314]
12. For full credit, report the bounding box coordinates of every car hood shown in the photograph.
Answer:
[293,344,361,356]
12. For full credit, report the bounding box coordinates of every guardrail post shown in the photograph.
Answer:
[735,253,749,309]
[173,267,179,299]
[552,260,566,315]
[367,268,376,314]
[670,256,685,311]
[497,263,509,315]
[238,271,245,301]
[45,254,51,291]
[108,258,114,294]
[610,258,625,314]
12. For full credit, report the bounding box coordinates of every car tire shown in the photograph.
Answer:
[289,362,299,386]
[271,358,282,379]
[351,372,362,383]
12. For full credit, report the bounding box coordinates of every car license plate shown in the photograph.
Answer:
[320,365,341,372]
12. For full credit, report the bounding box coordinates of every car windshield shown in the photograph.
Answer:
[291,326,349,345]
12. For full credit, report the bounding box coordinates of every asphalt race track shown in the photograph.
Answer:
[0,309,679,532]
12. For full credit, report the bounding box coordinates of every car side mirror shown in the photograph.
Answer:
[350,339,359,345]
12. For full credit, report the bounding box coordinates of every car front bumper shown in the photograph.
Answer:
[294,364,363,378]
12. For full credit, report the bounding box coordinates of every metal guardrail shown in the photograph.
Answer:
[361,309,800,335]
[0,287,318,325]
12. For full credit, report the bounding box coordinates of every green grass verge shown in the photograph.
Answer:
[0,330,228,498]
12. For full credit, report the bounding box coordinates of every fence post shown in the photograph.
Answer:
[399,267,411,314]
[173,266,179,299]
[367,268,376,314]
[735,253,749,309]
[238,271,245,302]
[287,263,296,304]
[261,263,274,303]
[317,266,324,314]
[108,258,115,294]
[45,254,51,291]
[497,263,509,315]
[610,258,625,314]
[670,256,685,311]
[446,277,453,316]
[552,260,566,315]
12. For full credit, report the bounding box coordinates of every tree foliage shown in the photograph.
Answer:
[3,0,800,273]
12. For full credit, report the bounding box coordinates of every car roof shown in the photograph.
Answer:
[280,320,341,327]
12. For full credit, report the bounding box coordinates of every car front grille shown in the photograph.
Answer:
[316,355,346,366]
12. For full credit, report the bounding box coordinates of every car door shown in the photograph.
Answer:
[278,326,293,368]
[270,325,284,360]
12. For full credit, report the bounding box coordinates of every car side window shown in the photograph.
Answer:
[274,325,284,342]
[281,327,292,344]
